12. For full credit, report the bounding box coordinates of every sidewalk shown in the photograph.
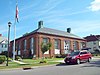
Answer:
[12,60,28,65]
[53,60,64,63]
[92,57,100,60]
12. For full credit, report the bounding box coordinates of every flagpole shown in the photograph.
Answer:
[13,0,17,60]
[13,18,16,60]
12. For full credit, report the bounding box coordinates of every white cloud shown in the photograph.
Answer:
[88,0,100,11]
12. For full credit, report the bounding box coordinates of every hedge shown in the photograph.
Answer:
[0,55,6,64]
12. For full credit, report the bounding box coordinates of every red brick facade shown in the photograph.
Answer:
[10,33,86,58]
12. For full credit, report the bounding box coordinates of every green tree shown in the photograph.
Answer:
[41,42,52,59]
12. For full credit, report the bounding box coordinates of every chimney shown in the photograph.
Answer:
[67,28,71,33]
[38,21,43,29]
[0,34,2,36]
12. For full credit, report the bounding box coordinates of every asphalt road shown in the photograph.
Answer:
[0,58,100,75]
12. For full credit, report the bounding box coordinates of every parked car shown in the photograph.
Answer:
[64,50,92,64]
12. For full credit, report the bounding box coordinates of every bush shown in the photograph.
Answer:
[55,55,62,58]
[61,54,67,58]
[39,60,47,63]
[15,56,22,61]
[92,53,100,56]
[0,51,8,57]
[0,55,6,64]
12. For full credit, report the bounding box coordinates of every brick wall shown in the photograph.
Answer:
[10,33,86,58]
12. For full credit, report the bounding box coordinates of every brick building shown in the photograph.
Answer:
[10,21,86,58]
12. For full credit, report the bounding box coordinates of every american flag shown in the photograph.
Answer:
[15,5,19,22]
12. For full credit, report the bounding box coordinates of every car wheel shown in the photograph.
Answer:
[88,58,91,62]
[77,59,80,64]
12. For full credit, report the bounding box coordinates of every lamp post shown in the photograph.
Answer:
[6,22,11,66]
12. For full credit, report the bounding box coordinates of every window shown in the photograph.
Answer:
[30,38,34,54]
[73,41,78,50]
[42,38,49,54]
[93,41,96,45]
[17,42,20,51]
[80,52,87,55]
[64,40,71,54]
[1,44,7,48]
[24,39,27,50]
[2,44,3,48]
[5,44,7,48]
[17,42,21,55]
[43,38,48,44]
[70,52,80,56]
[99,41,100,46]
[54,39,59,49]
[30,38,34,49]
[64,40,71,50]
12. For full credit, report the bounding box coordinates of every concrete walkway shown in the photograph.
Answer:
[12,60,28,65]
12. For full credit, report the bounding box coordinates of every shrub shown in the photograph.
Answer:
[15,56,22,61]
[0,51,8,57]
[0,55,6,64]
[39,60,47,63]
[61,54,67,58]
[55,55,62,58]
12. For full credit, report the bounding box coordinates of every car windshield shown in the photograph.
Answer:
[70,51,80,56]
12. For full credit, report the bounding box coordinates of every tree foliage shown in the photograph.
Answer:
[41,42,52,54]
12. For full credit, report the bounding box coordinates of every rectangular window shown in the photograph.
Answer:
[17,42,20,51]
[66,40,71,50]
[42,38,49,54]
[80,52,87,55]
[64,40,71,54]
[73,41,78,50]
[5,44,7,48]
[43,38,48,44]
[2,44,3,48]
[54,39,60,54]
[93,41,96,45]
[99,41,100,46]
[17,41,21,55]
[54,39,59,49]
[30,38,34,54]
[24,39,27,50]
[1,44,7,48]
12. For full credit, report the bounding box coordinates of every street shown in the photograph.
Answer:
[0,58,100,75]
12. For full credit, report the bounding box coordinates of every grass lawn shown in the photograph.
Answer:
[0,58,63,70]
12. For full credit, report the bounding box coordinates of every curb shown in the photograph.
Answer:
[0,64,57,71]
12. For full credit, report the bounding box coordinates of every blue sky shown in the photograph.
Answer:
[0,0,100,40]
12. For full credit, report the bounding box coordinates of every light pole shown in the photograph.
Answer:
[6,22,11,66]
